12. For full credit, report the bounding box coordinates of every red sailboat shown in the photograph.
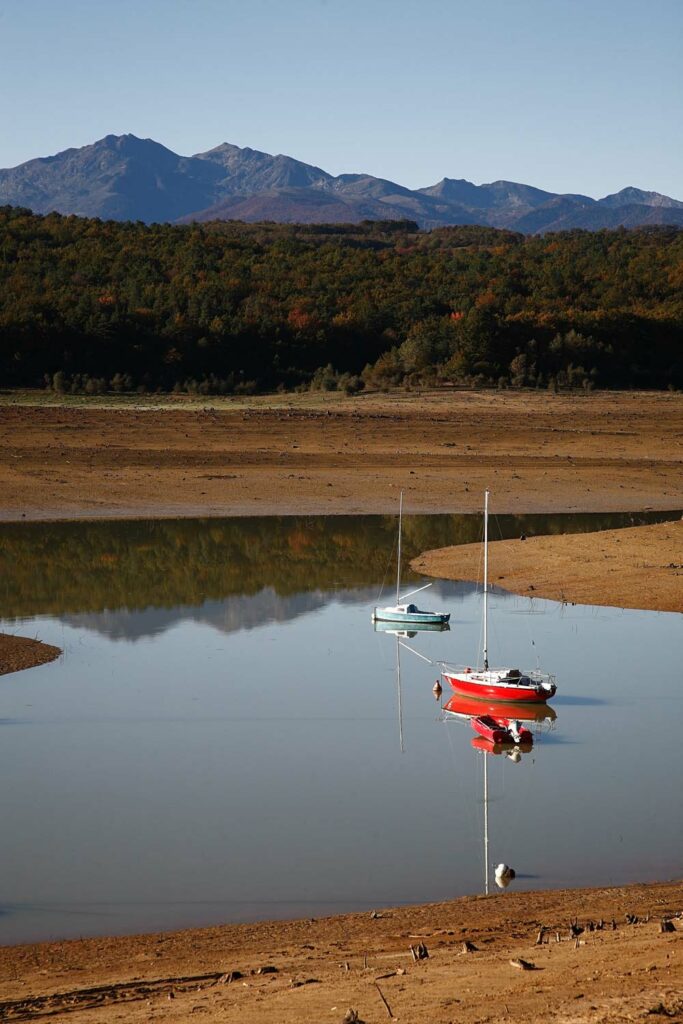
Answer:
[441,491,557,704]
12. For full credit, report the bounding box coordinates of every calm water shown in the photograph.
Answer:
[0,511,681,945]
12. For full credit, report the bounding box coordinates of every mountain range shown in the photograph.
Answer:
[2,134,683,233]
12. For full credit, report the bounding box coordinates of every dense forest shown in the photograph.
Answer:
[0,206,681,393]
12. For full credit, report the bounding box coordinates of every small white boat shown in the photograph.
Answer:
[372,492,450,626]
[373,619,450,635]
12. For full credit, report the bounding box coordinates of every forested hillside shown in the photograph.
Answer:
[1,206,681,393]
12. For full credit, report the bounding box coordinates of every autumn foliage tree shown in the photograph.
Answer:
[0,206,681,393]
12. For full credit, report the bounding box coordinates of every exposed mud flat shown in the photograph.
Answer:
[0,633,61,676]
[0,389,681,520]
[413,519,683,613]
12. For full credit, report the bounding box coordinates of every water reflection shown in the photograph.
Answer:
[374,620,450,753]
[0,513,682,946]
[384,614,560,896]
[0,510,677,623]
[443,691,558,894]
[373,620,451,635]
[443,694,557,723]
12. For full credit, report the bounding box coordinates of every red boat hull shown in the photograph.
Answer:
[443,672,554,703]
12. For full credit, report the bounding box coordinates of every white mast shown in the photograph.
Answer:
[396,490,403,605]
[483,489,489,670]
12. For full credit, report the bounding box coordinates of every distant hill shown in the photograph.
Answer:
[2,134,683,233]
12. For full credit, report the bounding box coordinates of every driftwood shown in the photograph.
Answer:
[0,969,242,1020]
[375,983,394,1019]
[375,968,406,980]
[218,971,243,983]
[509,957,536,971]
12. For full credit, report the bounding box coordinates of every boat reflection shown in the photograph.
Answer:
[373,620,450,636]
[375,619,448,753]
[444,694,556,723]
[470,735,534,758]
[443,693,558,894]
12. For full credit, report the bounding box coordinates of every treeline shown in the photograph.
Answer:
[1,206,682,393]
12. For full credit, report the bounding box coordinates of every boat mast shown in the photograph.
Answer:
[396,490,403,605]
[483,489,489,670]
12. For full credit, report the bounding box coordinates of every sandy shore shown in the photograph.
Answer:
[0,882,680,1024]
[1,389,681,520]
[0,632,61,676]
[412,519,683,613]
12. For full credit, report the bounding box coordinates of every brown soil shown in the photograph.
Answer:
[1,389,682,520]
[412,520,683,613]
[0,882,680,1024]
[0,633,61,676]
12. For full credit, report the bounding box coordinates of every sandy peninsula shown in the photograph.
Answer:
[412,519,683,613]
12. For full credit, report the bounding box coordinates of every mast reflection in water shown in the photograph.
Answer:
[374,619,450,753]
[443,694,558,895]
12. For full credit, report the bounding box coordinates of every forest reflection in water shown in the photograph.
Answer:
[0,510,681,946]
[0,508,677,623]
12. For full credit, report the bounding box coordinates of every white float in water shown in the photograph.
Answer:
[495,863,516,888]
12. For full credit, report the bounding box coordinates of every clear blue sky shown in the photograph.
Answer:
[1,0,681,198]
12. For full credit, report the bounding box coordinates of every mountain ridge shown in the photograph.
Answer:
[2,134,682,233]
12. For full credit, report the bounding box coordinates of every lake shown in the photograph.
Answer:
[0,510,681,945]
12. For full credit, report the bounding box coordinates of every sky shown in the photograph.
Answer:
[0,0,681,198]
